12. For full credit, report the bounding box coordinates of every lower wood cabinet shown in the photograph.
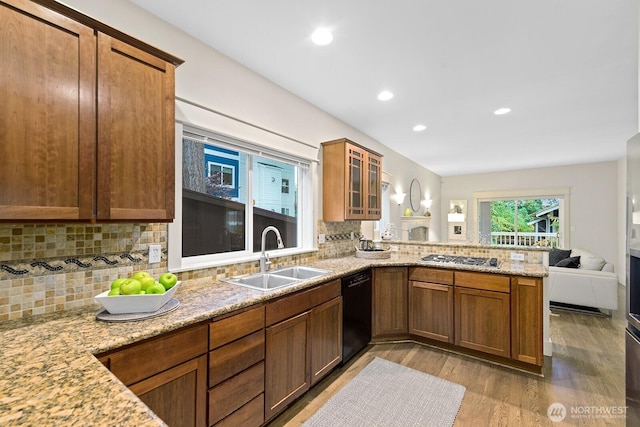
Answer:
[129,355,208,427]
[454,272,511,358]
[372,267,408,338]
[208,305,265,427]
[511,276,543,366]
[409,267,454,343]
[264,280,342,422]
[265,311,311,421]
[96,323,209,427]
[310,296,342,385]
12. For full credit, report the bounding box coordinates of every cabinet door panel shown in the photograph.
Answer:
[0,0,95,220]
[310,297,342,385]
[346,145,366,219]
[366,152,382,218]
[409,281,454,343]
[97,33,175,221]
[511,277,543,365]
[372,267,408,337]
[265,311,310,421]
[129,354,207,427]
[455,287,511,358]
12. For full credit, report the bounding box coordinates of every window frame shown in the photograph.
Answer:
[168,124,316,272]
[473,187,570,248]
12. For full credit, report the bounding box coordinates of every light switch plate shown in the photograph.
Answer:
[318,233,326,244]
[149,244,162,264]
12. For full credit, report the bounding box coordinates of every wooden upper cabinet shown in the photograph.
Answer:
[0,0,96,220]
[322,138,383,221]
[97,33,175,221]
[0,0,182,222]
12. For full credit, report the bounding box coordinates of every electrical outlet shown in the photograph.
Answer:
[149,244,162,264]
[318,233,326,244]
[351,232,355,240]
[510,252,525,261]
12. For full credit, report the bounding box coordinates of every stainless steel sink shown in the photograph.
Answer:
[271,266,330,280]
[222,266,330,291]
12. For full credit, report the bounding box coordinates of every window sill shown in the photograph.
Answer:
[170,247,319,274]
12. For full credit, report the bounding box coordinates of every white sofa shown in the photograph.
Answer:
[548,248,619,313]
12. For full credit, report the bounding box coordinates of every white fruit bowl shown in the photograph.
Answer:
[94,282,181,314]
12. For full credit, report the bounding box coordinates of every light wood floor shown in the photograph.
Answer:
[268,289,627,427]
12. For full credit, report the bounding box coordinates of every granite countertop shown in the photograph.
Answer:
[0,255,547,426]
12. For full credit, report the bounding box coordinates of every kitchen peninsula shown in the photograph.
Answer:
[0,246,548,426]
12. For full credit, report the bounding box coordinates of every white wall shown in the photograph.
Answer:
[57,0,441,237]
[442,161,622,277]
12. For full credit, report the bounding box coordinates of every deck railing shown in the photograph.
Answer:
[490,232,558,247]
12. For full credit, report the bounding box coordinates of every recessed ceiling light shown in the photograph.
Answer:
[413,124,427,132]
[377,91,394,101]
[494,107,511,115]
[311,28,333,45]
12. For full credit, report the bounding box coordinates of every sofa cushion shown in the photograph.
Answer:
[555,256,580,268]
[549,248,572,266]
[570,248,606,271]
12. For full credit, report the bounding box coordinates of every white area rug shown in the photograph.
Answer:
[303,357,466,427]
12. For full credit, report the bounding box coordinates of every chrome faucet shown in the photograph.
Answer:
[260,226,284,273]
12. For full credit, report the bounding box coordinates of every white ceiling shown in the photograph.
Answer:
[131,0,638,176]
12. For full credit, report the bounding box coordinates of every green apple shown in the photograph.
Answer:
[108,288,121,296]
[110,277,127,290]
[138,276,156,292]
[147,282,166,295]
[132,271,151,281]
[120,278,142,295]
[159,272,178,290]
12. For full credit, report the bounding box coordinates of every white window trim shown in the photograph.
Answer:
[207,162,235,188]
[472,187,571,248]
[168,123,316,273]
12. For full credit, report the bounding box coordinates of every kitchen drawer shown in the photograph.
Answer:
[455,271,510,293]
[209,305,265,350]
[208,361,264,425]
[214,393,264,427]
[409,267,454,285]
[102,323,208,386]
[266,279,340,326]
[209,330,265,387]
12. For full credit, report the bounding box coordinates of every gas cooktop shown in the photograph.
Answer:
[421,254,499,267]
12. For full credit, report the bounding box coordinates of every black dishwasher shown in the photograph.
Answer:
[341,269,372,364]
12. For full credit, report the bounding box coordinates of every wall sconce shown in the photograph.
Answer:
[422,199,432,216]
[393,192,406,205]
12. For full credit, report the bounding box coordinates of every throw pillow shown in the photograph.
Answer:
[570,248,606,271]
[549,248,572,266]
[555,256,581,268]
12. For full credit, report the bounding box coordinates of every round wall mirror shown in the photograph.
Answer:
[409,179,422,213]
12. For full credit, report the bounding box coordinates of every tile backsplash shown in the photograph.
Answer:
[0,222,323,321]
[1,219,545,321]
[0,223,168,320]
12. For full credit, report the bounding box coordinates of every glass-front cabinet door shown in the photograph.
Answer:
[346,144,366,218]
[367,153,382,218]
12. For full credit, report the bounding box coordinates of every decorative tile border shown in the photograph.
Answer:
[0,250,166,280]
